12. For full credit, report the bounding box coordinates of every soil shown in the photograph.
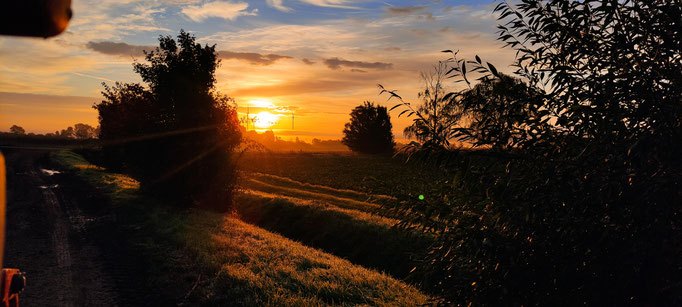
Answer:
[2,148,149,306]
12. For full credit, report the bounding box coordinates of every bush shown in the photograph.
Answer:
[342,101,395,154]
[387,0,682,305]
[94,30,241,211]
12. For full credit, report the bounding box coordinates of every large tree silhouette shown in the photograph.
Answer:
[342,102,395,154]
[94,30,241,210]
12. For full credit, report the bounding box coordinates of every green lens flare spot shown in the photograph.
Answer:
[418,195,424,200]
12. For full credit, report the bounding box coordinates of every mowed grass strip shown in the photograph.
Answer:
[242,177,382,213]
[240,189,398,227]
[234,191,432,281]
[51,150,431,306]
[248,172,397,204]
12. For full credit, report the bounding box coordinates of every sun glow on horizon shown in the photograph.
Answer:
[248,99,275,108]
[253,111,279,129]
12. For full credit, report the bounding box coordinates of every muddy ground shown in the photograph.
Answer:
[3,148,150,306]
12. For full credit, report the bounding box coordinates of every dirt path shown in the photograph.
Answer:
[3,148,119,306]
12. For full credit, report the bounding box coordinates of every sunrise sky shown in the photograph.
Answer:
[0,0,516,141]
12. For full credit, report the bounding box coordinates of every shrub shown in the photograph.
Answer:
[386,0,682,305]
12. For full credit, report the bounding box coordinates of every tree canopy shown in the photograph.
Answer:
[9,125,25,135]
[342,101,395,154]
[74,123,97,139]
[94,30,241,210]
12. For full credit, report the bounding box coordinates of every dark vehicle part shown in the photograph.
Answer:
[0,0,72,38]
[1,269,24,307]
[0,1,73,305]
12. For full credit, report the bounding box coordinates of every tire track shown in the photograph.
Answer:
[4,149,119,306]
[32,169,75,305]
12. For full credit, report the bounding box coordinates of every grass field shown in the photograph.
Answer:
[238,152,455,200]
[51,150,432,305]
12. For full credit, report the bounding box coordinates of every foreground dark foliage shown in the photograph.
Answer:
[94,31,241,211]
[386,0,682,305]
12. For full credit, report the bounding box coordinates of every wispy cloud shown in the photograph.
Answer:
[69,2,170,40]
[299,0,359,9]
[267,0,293,12]
[383,5,435,21]
[218,51,293,65]
[182,1,258,22]
[323,57,392,70]
[232,78,369,96]
[71,72,117,82]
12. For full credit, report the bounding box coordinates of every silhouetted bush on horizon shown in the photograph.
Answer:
[342,101,395,154]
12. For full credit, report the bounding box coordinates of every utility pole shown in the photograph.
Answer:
[291,111,294,130]
[246,105,250,131]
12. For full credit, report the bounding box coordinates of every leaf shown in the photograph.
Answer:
[487,62,499,77]
[475,55,482,64]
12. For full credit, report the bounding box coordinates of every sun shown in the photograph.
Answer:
[253,111,278,129]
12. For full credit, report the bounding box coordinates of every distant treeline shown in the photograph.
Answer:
[1,123,98,148]
[6,123,98,139]
[243,129,348,152]
[0,132,98,148]
[243,129,409,152]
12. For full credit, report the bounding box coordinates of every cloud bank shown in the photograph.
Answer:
[323,57,392,70]
[85,41,153,57]
[218,51,292,65]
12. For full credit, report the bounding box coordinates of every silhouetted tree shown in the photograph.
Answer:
[94,30,241,211]
[74,123,96,139]
[342,102,395,154]
[60,126,74,138]
[9,125,25,135]
[399,62,463,149]
[385,0,682,305]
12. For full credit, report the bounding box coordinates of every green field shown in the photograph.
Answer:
[52,150,434,305]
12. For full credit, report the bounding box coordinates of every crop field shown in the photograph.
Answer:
[238,152,456,199]
[51,150,434,305]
